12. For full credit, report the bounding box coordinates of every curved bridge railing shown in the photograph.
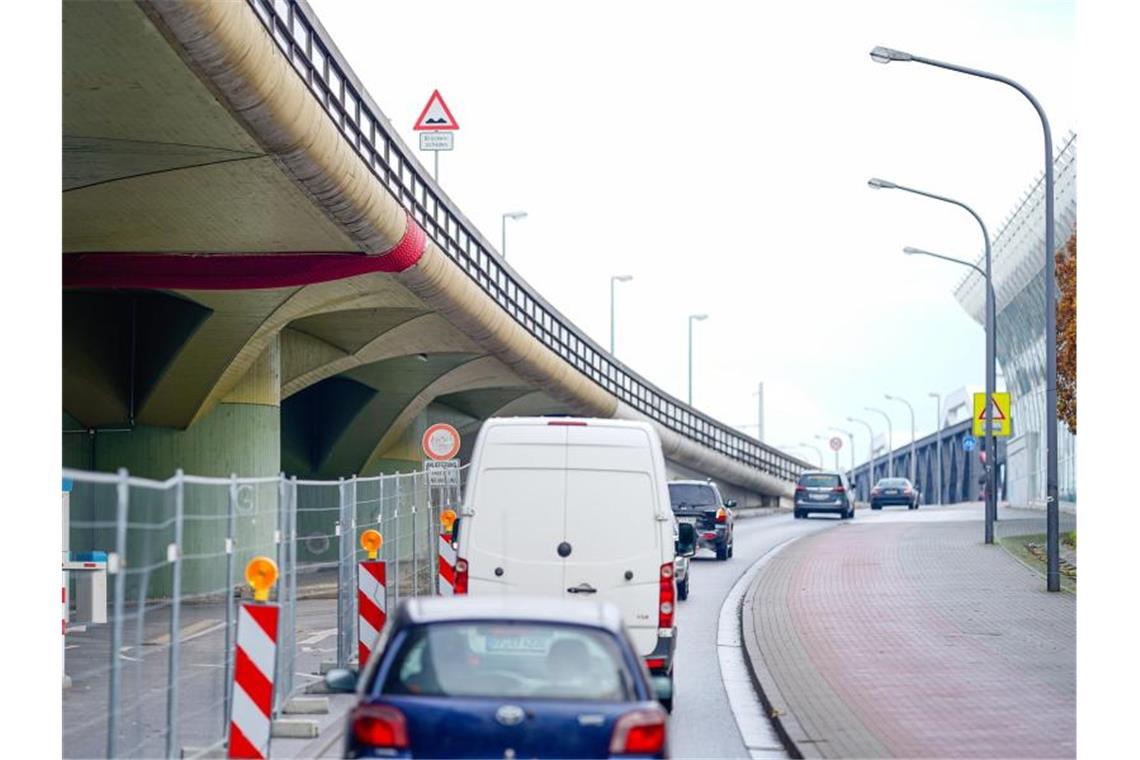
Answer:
[248,0,810,482]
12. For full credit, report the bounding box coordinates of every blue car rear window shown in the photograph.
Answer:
[380,622,637,702]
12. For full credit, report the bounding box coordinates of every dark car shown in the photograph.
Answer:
[870,477,920,510]
[667,480,735,561]
[327,596,671,758]
[793,471,855,519]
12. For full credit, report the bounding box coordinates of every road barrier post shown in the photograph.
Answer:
[227,557,279,759]
[438,509,458,596]
[358,530,386,666]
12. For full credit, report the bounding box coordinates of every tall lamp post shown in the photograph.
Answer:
[500,211,527,259]
[799,442,824,469]
[869,44,1057,589]
[929,392,943,505]
[609,275,633,355]
[847,417,877,500]
[865,407,894,477]
[687,314,708,405]
[903,245,997,537]
[753,383,765,442]
[884,394,916,485]
[869,175,995,543]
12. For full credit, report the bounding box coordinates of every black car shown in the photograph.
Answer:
[667,480,735,561]
[870,477,920,510]
[793,471,855,519]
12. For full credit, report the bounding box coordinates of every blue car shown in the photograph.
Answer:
[327,596,671,758]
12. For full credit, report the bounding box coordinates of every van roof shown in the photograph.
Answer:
[483,416,654,431]
[397,595,626,632]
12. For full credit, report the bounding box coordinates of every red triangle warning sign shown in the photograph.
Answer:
[977,396,1006,421]
[413,90,459,131]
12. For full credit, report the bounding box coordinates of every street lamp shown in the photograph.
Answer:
[500,211,527,259]
[610,275,633,355]
[929,392,943,505]
[865,407,893,477]
[687,314,708,406]
[753,382,765,443]
[870,44,1058,589]
[799,442,824,468]
[869,178,996,545]
[847,417,877,500]
[884,395,916,486]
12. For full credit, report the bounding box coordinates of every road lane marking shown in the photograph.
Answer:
[298,627,338,645]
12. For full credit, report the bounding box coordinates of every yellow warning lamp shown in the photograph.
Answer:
[245,556,279,603]
[440,509,458,535]
[361,529,383,560]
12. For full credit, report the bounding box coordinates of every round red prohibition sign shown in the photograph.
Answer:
[422,423,461,461]
[829,436,843,451]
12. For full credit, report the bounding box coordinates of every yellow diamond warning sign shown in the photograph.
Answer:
[973,392,1012,437]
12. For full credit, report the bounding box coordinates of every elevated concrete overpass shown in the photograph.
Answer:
[63,0,810,546]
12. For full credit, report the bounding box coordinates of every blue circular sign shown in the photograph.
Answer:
[962,435,977,452]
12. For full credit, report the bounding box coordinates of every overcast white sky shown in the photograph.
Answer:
[311,0,1075,465]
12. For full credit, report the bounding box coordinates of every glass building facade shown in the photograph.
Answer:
[953,133,1077,506]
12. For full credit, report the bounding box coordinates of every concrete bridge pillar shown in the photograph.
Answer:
[64,337,281,597]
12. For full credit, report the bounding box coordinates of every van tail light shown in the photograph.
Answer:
[715,507,727,524]
[658,563,674,629]
[454,558,469,595]
[834,486,846,493]
[610,708,668,755]
[350,704,409,749]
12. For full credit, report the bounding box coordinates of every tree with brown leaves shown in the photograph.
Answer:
[1056,230,1076,434]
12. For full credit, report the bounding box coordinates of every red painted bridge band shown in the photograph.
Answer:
[63,211,426,291]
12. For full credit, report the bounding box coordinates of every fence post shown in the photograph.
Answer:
[165,470,185,759]
[106,467,130,759]
[349,476,358,663]
[287,476,299,703]
[274,473,288,715]
[393,474,401,613]
[336,477,347,669]
[223,474,238,743]
[411,474,419,598]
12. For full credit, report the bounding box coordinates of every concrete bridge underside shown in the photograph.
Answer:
[63,1,797,591]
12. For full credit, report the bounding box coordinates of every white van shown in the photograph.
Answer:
[450,417,692,705]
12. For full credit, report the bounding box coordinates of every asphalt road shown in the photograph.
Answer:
[667,511,838,758]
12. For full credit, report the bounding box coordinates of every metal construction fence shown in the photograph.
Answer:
[62,465,466,759]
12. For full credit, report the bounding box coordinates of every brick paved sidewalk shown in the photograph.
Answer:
[743,506,1075,759]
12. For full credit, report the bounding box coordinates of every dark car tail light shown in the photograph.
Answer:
[658,562,674,630]
[795,484,806,493]
[454,558,469,595]
[351,704,409,749]
[715,507,727,524]
[871,487,881,496]
[833,485,846,493]
[644,656,667,670]
[610,708,668,755]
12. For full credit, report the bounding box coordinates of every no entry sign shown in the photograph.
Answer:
[422,423,461,461]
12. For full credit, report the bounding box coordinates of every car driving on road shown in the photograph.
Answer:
[667,480,735,561]
[793,470,855,519]
[870,477,921,510]
[327,596,671,759]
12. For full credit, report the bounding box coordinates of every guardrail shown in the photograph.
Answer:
[247,0,809,484]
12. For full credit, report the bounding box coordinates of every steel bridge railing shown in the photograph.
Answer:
[246,0,809,483]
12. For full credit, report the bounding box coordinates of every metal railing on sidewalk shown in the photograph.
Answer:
[62,463,467,759]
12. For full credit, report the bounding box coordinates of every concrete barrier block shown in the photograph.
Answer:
[271,718,320,739]
[284,696,330,714]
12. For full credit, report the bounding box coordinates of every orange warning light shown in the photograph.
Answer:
[440,509,458,533]
[245,556,279,602]
[361,529,383,559]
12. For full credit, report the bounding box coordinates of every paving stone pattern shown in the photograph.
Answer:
[749,515,1075,758]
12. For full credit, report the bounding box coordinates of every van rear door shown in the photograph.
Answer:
[563,425,662,655]
[465,423,567,595]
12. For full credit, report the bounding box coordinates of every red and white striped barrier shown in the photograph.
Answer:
[228,602,279,760]
[357,561,387,666]
[438,532,458,596]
